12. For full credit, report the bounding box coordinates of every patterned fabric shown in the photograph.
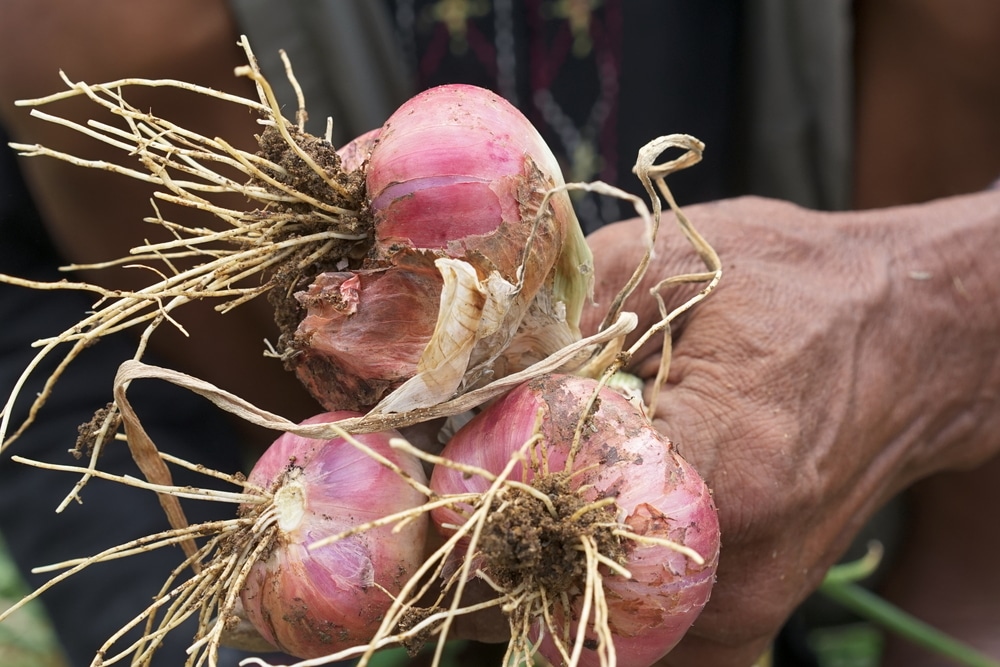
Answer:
[387,0,740,232]
[231,1,853,221]
[393,0,621,181]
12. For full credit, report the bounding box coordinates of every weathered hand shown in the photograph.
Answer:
[581,194,1000,666]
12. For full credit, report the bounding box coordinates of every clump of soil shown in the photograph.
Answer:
[74,402,121,458]
[397,606,436,656]
[256,125,365,218]
[479,472,625,596]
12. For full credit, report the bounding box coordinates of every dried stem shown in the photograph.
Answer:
[629,135,722,414]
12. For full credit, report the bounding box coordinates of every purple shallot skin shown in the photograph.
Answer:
[431,375,720,667]
[239,412,428,659]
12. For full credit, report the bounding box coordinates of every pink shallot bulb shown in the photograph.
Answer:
[430,375,720,667]
[239,412,428,658]
[291,85,593,414]
[366,84,571,256]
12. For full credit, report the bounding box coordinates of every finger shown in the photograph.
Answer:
[637,350,808,666]
[581,217,711,342]
[657,631,774,667]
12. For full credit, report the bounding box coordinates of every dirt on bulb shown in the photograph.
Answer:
[479,472,626,595]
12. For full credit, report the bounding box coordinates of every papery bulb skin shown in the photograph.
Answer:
[239,412,428,659]
[291,255,443,411]
[430,375,719,667]
[337,127,380,172]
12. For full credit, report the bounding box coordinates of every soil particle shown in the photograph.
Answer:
[74,402,121,458]
[398,606,436,656]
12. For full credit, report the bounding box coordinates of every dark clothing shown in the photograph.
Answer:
[387,0,742,233]
[0,131,269,665]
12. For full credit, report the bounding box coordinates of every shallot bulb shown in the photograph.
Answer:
[291,85,593,414]
[430,375,720,667]
[239,412,428,659]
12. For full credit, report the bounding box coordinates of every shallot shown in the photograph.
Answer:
[290,84,593,414]
[239,412,429,659]
[430,375,720,667]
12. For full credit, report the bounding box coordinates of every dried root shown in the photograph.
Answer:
[0,36,366,456]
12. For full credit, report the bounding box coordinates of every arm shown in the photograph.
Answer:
[580,191,1000,666]
[0,0,318,437]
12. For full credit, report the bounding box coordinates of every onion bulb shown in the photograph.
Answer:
[289,85,593,414]
[430,375,719,667]
[239,412,428,658]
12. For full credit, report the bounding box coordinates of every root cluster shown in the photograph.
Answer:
[480,473,624,595]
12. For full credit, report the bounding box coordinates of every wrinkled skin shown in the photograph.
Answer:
[579,194,1000,666]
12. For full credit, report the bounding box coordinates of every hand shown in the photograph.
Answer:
[580,194,1000,666]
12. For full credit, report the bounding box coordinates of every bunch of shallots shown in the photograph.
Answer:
[238,84,720,667]
[0,53,720,667]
